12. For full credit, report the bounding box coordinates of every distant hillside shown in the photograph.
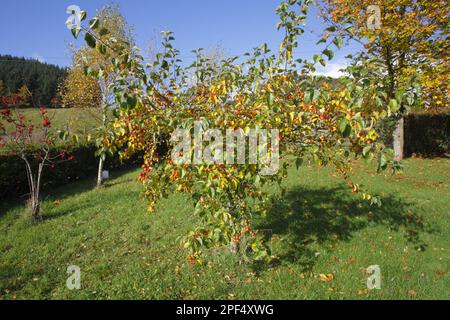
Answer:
[0,54,67,106]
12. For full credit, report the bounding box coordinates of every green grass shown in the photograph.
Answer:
[3,107,101,134]
[0,158,449,300]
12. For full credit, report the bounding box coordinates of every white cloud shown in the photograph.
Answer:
[314,60,348,78]
[32,53,46,63]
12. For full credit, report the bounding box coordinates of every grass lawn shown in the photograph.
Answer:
[0,158,449,299]
[3,107,101,134]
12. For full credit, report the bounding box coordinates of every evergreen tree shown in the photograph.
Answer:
[0,80,6,97]
[0,54,66,106]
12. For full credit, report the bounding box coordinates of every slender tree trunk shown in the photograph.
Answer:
[97,157,104,187]
[393,116,404,160]
[23,156,41,221]
[31,192,41,221]
[96,100,107,188]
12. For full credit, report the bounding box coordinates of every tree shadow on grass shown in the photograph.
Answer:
[0,168,139,221]
[253,184,427,272]
[41,170,141,221]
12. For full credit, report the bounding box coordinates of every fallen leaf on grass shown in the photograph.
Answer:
[358,288,369,295]
[319,273,334,282]
[408,290,417,297]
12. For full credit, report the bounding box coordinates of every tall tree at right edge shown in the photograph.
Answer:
[321,0,449,159]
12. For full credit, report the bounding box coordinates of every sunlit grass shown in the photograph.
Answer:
[2,107,101,135]
[0,158,449,299]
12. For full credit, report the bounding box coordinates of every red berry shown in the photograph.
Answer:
[1,109,11,117]
[42,117,51,127]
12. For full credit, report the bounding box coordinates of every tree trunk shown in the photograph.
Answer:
[393,116,404,160]
[23,156,42,221]
[96,100,107,188]
[31,195,41,221]
[97,157,104,188]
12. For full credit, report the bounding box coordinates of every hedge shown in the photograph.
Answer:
[404,114,450,157]
[377,113,449,157]
[0,143,143,201]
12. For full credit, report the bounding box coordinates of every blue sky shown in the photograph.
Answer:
[0,0,359,76]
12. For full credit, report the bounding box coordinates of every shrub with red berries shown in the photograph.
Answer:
[0,107,74,220]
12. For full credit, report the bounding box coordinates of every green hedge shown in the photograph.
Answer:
[405,114,450,157]
[377,114,449,157]
[0,144,143,200]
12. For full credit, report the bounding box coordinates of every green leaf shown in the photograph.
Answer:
[83,66,91,76]
[339,118,348,133]
[313,54,321,64]
[333,37,343,49]
[322,49,334,60]
[342,125,351,138]
[339,118,351,138]
[89,17,99,30]
[319,58,326,67]
[71,26,81,39]
[389,99,400,113]
[267,92,275,107]
[301,5,309,14]
[405,94,414,106]
[304,89,319,104]
[127,95,137,108]
[85,32,96,48]
[98,44,107,55]
[363,145,372,157]
[99,28,109,36]
[312,89,320,101]
[378,154,388,171]
[80,11,87,21]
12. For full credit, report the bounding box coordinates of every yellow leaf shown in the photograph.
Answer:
[408,290,417,297]
[319,273,334,282]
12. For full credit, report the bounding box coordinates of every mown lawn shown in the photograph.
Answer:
[0,158,449,299]
[3,107,101,134]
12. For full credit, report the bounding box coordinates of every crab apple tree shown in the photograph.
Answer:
[69,1,399,263]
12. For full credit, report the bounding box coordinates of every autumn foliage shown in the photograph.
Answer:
[0,106,74,220]
[68,1,406,263]
[321,0,449,111]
